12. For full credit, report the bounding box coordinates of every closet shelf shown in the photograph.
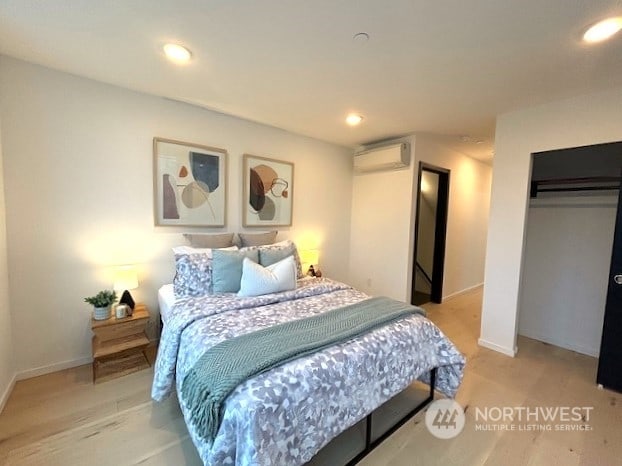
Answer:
[530,176,620,198]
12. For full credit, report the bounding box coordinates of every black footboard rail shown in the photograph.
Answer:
[345,367,437,466]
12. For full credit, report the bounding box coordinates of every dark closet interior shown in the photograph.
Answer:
[531,141,622,393]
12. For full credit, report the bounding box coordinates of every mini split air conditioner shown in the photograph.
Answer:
[353,143,410,173]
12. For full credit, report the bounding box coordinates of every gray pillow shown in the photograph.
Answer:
[238,231,277,247]
[184,233,234,248]
[253,240,304,279]
[259,242,296,267]
[212,249,260,293]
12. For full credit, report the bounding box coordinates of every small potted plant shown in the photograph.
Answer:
[85,290,117,320]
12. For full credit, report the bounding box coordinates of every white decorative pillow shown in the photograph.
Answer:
[237,255,297,297]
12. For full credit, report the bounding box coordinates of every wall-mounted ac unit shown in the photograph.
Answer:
[353,143,410,173]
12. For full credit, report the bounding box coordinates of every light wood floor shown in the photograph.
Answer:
[1,287,620,465]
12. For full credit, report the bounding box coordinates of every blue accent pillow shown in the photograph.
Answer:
[212,249,259,293]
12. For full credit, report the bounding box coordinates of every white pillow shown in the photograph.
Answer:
[238,255,297,297]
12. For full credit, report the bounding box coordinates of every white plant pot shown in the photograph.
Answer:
[93,306,111,320]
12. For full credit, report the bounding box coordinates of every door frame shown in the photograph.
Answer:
[411,162,450,304]
[597,170,622,392]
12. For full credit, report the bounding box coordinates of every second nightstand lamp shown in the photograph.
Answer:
[113,265,139,312]
[300,249,321,277]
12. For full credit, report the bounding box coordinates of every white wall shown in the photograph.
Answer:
[481,86,622,357]
[519,195,617,357]
[0,111,15,412]
[414,135,492,299]
[0,56,353,378]
[349,137,417,301]
[349,134,491,303]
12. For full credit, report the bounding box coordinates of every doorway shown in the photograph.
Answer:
[411,163,450,306]
[519,141,622,391]
[598,175,622,393]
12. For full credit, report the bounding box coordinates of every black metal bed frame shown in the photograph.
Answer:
[343,367,437,466]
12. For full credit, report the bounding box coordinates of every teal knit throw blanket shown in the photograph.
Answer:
[181,296,423,442]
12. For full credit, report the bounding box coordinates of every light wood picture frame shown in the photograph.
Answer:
[243,154,294,227]
[153,137,228,227]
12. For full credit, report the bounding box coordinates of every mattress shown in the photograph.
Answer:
[152,278,465,465]
[157,283,176,325]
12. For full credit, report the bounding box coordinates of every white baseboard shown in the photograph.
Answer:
[518,329,599,357]
[16,356,93,381]
[2,357,94,413]
[443,282,484,301]
[11,340,160,386]
[478,338,517,357]
[0,372,17,414]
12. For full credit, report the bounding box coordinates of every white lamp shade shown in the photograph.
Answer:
[113,265,139,291]
[299,249,319,270]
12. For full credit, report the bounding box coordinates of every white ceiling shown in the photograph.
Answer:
[1,1,622,162]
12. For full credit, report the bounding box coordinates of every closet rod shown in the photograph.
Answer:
[531,176,621,198]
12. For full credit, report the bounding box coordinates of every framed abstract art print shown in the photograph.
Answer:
[243,154,294,227]
[153,137,227,227]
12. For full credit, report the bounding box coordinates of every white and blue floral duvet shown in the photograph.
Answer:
[152,278,465,466]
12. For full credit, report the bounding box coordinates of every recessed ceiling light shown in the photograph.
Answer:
[345,114,364,126]
[583,17,622,43]
[163,43,192,63]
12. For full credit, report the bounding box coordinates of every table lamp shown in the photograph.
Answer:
[113,265,139,310]
[300,249,320,277]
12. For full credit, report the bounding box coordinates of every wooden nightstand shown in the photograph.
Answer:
[91,304,150,383]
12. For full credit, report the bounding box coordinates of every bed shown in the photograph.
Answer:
[152,272,465,465]
[157,283,176,326]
